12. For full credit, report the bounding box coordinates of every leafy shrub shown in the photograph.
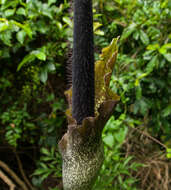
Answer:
[94,0,171,147]
[0,0,69,145]
[93,0,171,189]
[0,0,69,188]
[32,147,62,188]
[0,102,35,147]
[93,115,141,190]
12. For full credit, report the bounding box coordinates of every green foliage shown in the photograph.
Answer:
[0,102,36,147]
[37,94,66,146]
[93,116,141,190]
[166,148,171,159]
[32,147,62,188]
[0,0,68,188]
[0,0,68,144]
[94,0,171,146]
[0,0,70,87]
[93,0,171,189]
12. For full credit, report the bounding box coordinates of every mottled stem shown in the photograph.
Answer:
[59,101,117,190]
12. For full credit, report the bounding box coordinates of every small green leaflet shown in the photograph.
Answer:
[140,30,149,46]
[17,50,46,71]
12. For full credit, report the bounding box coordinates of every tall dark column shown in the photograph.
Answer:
[72,0,94,124]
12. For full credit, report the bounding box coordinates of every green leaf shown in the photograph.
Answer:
[17,54,35,71]
[48,0,56,6]
[104,116,116,131]
[118,175,123,184]
[139,99,149,115]
[32,50,46,61]
[1,0,18,9]
[133,30,139,40]
[17,49,46,71]
[47,63,56,71]
[163,53,171,62]
[33,169,46,175]
[145,55,158,73]
[41,148,50,155]
[166,148,171,159]
[159,47,167,54]
[42,9,53,19]
[94,30,104,36]
[4,9,15,17]
[120,23,136,42]
[147,44,159,51]
[32,177,42,187]
[40,70,48,83]
[140,30,149,45]
[93,22,102,31]
[62,17,72,27]
[115,128,127,143]
[16,7,26,16]
[123,156,133,167]
[161,43,171,50]
[16,30,26,44]
[12,21,32,38]
[103,134,114,148]
[41,171,52,181]
[40,163,48,169]
[1,0,7,4]
[162,105,171,117]
[41,157,53,162]
[136,86,142,100]
[56,21,62,30]
[61,42,67,49]
[135,73,148,86]
[0,31,12,46]
[133,101,139,114]
[0,22,9,32]
[143,50,154,60]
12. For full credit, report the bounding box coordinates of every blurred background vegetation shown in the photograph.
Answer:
[0,0,170,189]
